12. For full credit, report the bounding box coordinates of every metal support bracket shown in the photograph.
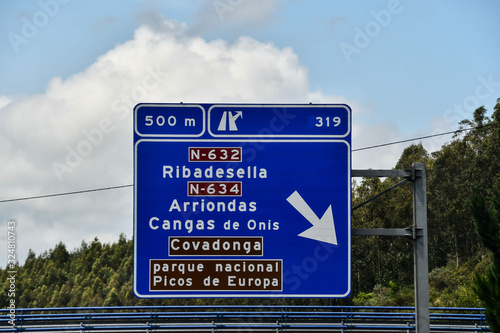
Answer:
[352,225,423,239]
[352,163,429,333]
[405,225,423,240]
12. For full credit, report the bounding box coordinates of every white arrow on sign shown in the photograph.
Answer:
[228,111,243,131]
[286,191,338,245]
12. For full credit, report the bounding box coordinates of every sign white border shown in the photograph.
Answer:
[134,104,206,138]
[207,104,351,138]
[133,138,351,298]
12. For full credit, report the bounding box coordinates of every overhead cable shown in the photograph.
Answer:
[0,184,132,203]
[352,122,497,152]
[1,122,497,203]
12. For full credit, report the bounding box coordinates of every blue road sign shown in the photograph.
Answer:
[133,103,351,298]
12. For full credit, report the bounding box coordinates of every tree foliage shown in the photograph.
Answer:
[1,99,499,308]
[352,98,500,304]
[470,188,500,331]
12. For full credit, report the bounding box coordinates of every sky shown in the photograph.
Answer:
[1,0,499,264]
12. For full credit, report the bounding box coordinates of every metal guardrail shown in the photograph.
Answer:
[0,305,490,332]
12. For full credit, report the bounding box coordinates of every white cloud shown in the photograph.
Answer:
[0,96,12,109]
[351,120,407,170]
[0,19,319,264]
[0,18,414,265]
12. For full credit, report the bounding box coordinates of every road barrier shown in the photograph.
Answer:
[0,305,490,332]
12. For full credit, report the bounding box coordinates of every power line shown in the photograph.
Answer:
[0,184,133,203]
[1,123,496,203]
[352,129,458,152]
[352,122,497,152]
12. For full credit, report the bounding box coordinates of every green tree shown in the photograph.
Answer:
[1,98,499,309]
[429,103,500,269]
[471,189,500,332]
[352,144,430,296]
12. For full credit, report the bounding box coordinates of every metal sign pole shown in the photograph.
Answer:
[412,163,430,333]
[352,163,430,333]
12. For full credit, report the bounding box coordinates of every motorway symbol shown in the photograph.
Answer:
[217,111,243,131]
